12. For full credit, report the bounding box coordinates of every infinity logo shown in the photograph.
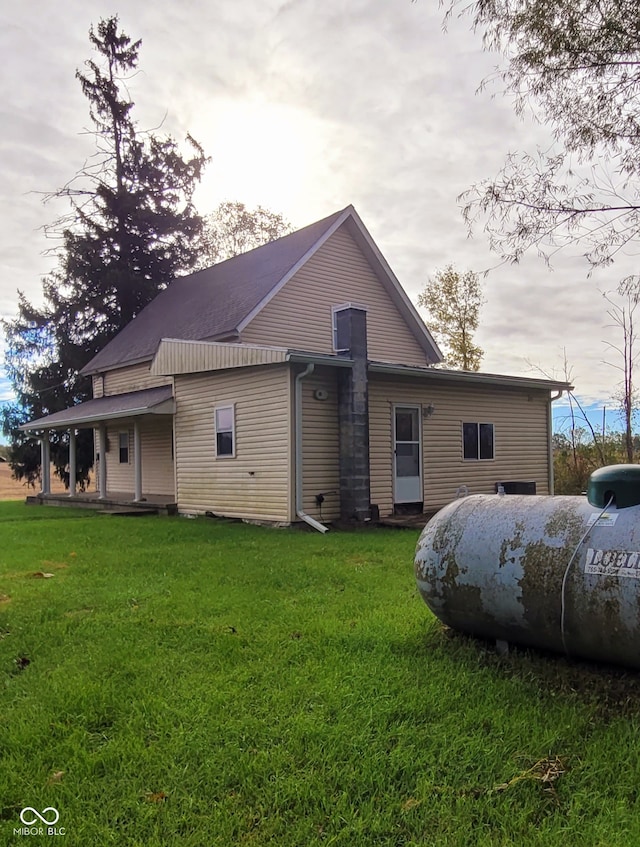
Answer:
[20,807,59,826]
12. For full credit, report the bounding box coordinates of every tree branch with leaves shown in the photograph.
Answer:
[195,201,292,269]
[448,0,640,283]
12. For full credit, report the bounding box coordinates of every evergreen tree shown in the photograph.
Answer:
[2,16,208,487]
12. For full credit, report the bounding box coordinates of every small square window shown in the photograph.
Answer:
[215,405,235,458]
[462,422,494,461]
[118,431,129,464]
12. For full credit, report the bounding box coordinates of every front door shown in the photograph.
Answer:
[393,405,422,504]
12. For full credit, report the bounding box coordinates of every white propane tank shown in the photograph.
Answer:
[414,465,640,668]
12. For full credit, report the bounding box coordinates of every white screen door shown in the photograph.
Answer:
[393,406,422,503]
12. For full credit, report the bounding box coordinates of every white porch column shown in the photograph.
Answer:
[98,424,107,499]
[68,429,77,497]
[133,420,142,502]
[40,431,51,495]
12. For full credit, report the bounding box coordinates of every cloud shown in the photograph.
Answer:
[0,0,629,411]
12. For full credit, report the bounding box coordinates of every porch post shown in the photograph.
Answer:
[40,431,51,495]
[68,429,77,497]
[98,424,107,499]
[133,420,142,502]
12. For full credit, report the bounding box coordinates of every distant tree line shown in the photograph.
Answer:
[553,429,640,495]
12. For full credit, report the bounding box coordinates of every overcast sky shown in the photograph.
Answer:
[0,0,631,432]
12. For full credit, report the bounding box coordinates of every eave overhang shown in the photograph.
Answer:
[368,361,573,393]
[149,338,571,393]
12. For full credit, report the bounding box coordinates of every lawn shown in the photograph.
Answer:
[1,502,640,846]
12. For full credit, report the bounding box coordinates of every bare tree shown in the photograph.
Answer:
[602,288,640,462]
[529,349,606,466]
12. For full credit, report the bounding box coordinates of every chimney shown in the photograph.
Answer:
[335,306,371,522]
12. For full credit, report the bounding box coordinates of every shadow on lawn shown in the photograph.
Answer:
[397,624,640,720]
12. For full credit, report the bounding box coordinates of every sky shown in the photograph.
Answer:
[0,0,633,435]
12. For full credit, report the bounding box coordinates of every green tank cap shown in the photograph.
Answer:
[587,464,640,509]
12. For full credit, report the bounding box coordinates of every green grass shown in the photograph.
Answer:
[1,502,640,845]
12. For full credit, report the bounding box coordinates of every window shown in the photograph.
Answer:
[118,431,129,464]
[462,422,494,461]
[215,405,235,458]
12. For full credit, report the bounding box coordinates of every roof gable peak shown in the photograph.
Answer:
[80,204,440,375]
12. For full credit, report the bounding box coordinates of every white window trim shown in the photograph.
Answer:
[462,421,495,461]
[215,404,236,459]
[331,302,368,353]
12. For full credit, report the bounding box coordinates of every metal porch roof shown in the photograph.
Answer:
[20,385,174,432]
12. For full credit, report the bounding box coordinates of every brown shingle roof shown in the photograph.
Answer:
[81,207,350,375]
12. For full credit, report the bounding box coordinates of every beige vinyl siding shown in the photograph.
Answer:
[241,225,429,366]
[300,367,340,522]
[152,339,288,376]
[369,374,551,516]
[174,364,290,520]
[101,362,172,396]
[104,426,134,492]
[139,418,175,495]
[102,417,175,496]
[92,375,104,398]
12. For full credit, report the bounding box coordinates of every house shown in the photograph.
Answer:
[21,206,571,529]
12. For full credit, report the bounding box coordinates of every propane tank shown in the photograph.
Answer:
[415,465,640,668]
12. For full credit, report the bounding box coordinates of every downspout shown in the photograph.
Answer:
[294,363,329,533]
[549,390,564,495]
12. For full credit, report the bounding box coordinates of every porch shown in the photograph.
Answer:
[26,490,177,516]
[19,386,176,509]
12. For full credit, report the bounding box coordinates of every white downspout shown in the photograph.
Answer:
[294,363,329,533]
[549,390,564,495]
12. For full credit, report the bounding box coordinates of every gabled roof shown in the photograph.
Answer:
[82,205,441,375]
